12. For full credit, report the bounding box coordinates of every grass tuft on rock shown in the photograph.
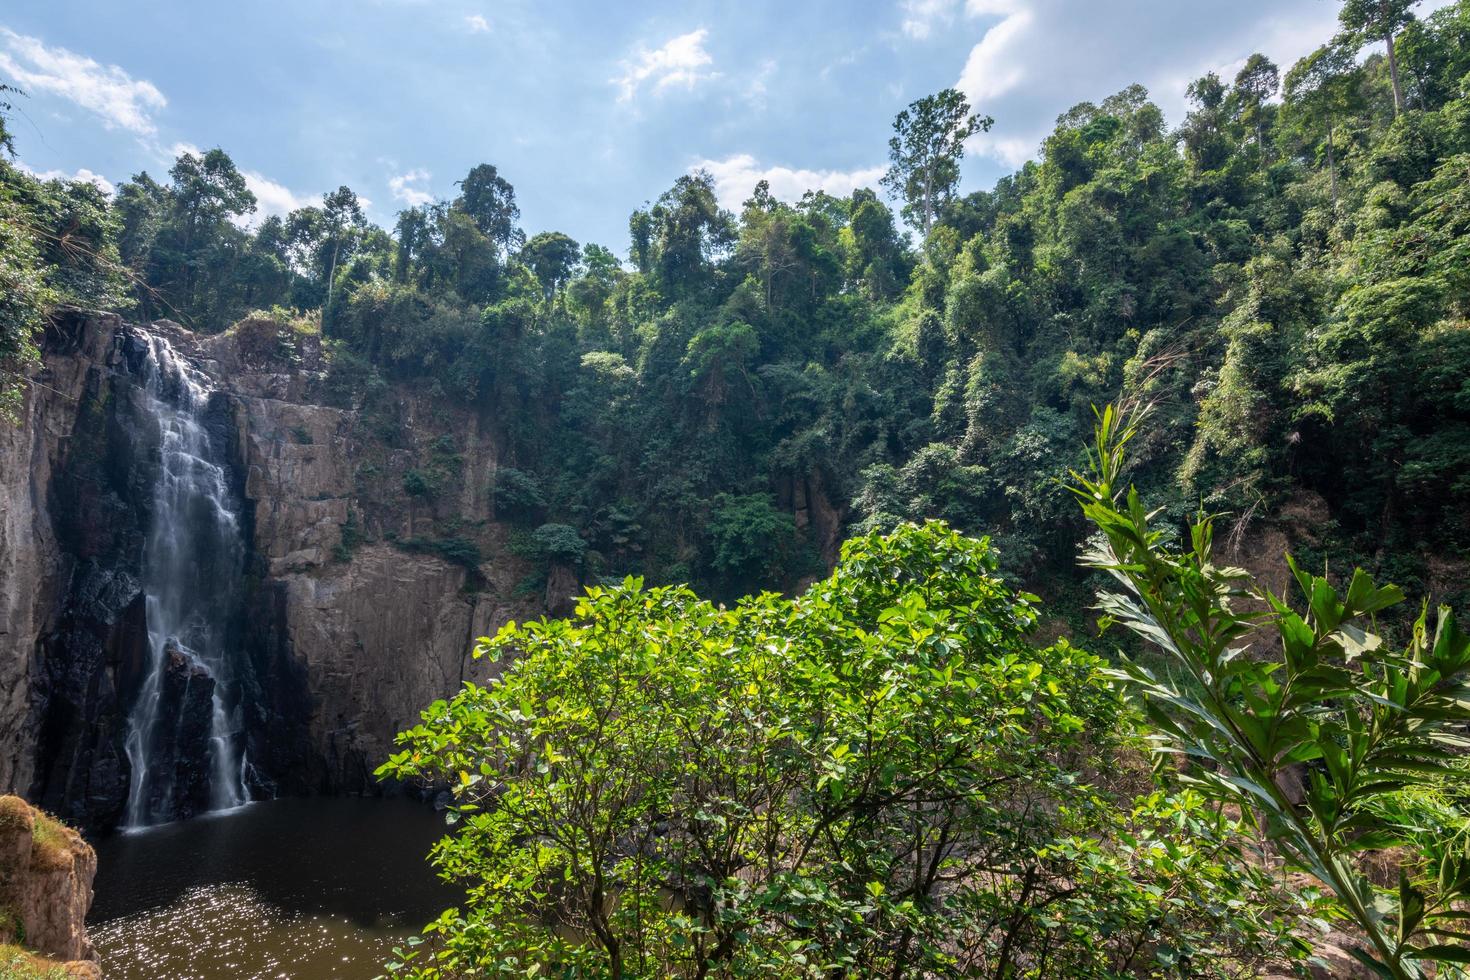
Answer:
[25,816,71,873]
[0,944,73,980]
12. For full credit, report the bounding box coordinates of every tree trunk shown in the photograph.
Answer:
[922,159,935,236]
[1383,25,1404,116]
[1327,121,1338,208]
[325,236,341,331]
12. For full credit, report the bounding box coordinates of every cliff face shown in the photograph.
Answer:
[0,316,146,827]
[0,315,539,828]
[198,320,531,797]
[0,795,98,975]
[0,321,91,799]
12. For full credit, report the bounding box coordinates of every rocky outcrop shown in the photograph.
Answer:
[0,795,98,975]
[188,319,534,795]
[0,314,542,826]
[789,470,845,567]
[259,545,517,792]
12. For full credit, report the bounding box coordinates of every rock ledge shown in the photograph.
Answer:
[0,796,99,978]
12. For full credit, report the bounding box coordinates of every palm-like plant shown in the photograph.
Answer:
[1069,404,1470,979]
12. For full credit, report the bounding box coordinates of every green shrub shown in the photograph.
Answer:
[332,510,363,563]
[397,535,482,570]
[380,522,1310,978]
[489,467,546,524]
[402,469,438,499]
[516,522,585,565]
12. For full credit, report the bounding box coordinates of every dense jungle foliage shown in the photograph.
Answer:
[379,479,1470,977]
[6,1,1470,974]
[4,2,1469,610]
[381,520,1321,978]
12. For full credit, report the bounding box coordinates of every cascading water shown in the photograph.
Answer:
[123,333,252,827]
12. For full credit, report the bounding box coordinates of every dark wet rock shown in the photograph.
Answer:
[132,642,218,821]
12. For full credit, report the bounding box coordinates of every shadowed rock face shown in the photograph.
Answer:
[18,318,153,828]
[0,317,124,817]
[0,315,542,829]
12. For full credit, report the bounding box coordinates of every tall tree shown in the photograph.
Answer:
[1181,72,1232,170]
[1233,53,1280,163]
[454,164,521,253]
[393,205,430,284]
[164,149,255,313]
[628,207,654,274]
[321,185,365,325]
[1338,0,1416,115]
[521,231,581,304]
[881,88,992,236]
[112,172,170,317]
[845,187,905,299]
[647,172,734,297]
[1284,44,1362,206]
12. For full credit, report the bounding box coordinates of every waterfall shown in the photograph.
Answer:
[123,333,251,827]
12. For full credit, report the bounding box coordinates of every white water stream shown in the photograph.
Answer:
[122,333,250,827]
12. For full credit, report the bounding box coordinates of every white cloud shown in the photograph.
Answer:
[242,171,311,224]
[693,154,886,211]
[946,0,1416,172]
[819,46,867,82]
[967,132,1035,169]
[464,14,491,33]
[953,1,1032,102]
[0,28,165,135]
[17,162,115,195]
[613,29,715,102]
[901,0,963,39]
[388,168,434,206]
[744,58,777,107]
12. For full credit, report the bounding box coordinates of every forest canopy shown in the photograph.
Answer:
[3,1,1468,609]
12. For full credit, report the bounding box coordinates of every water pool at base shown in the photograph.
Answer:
[88,797,457,979]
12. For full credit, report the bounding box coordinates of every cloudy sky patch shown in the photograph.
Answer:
[0,0,1451,249]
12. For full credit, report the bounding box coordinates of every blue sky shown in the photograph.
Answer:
[0,0,1446,251]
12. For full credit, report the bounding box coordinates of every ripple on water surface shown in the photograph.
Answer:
[88,797,457,980]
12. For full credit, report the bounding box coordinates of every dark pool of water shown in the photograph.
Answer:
[88,796,459,980]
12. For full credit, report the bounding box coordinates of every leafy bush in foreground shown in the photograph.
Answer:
[380,522,1310,977]
[1071,405,1470,979]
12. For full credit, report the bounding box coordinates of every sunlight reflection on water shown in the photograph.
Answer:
[88,797,456,980]
[91,882,416,980]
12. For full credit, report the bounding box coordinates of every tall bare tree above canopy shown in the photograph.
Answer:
[1338,0,1417,115]
[321,185,364,327]
[882,88,992,237]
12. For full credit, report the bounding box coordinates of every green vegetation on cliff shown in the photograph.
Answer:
[375,408,1470,976]
[0,947,74,980]
[4,1,1469,606]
